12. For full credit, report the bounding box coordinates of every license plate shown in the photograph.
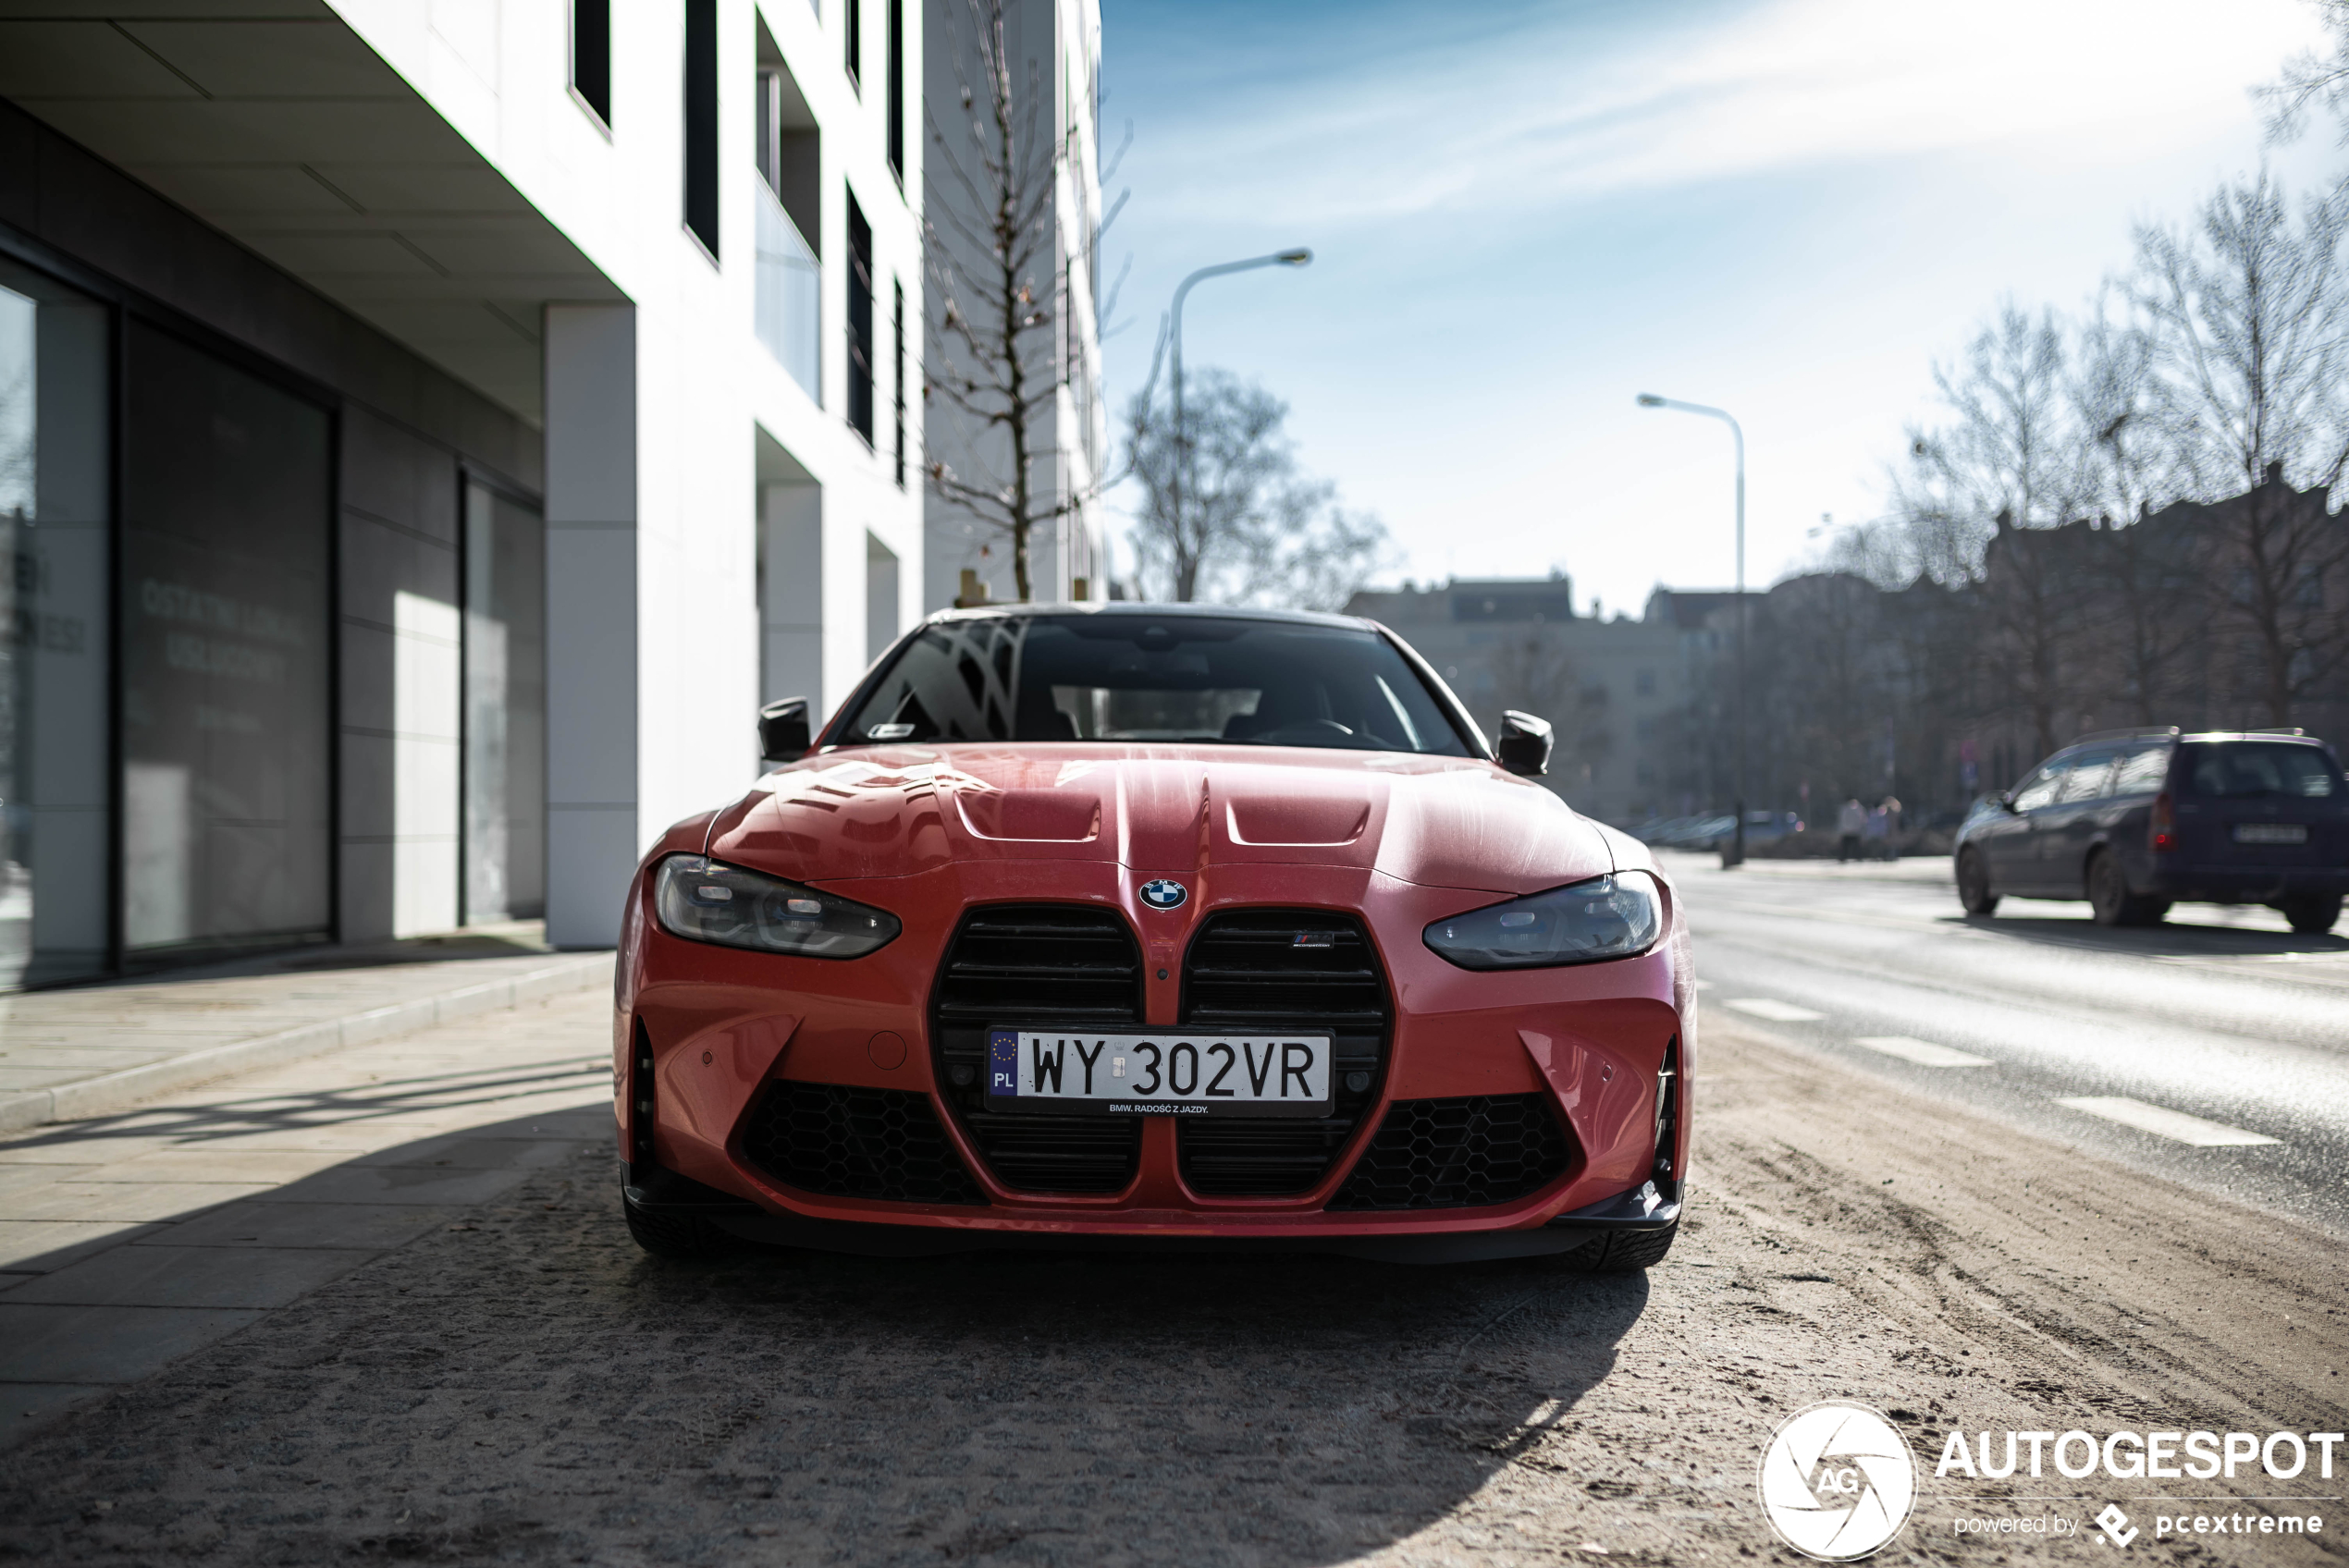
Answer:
[2232,823,2308,845]
[985,1027,1333,1116]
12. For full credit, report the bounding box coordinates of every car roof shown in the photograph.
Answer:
[922,601,1377,632]
[2061,728,2329,751]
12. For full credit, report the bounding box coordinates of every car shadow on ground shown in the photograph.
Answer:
[0,1101,1653,1567]
[1949,910,2349,960]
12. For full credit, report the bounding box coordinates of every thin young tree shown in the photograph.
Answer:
[923,0,1124,601]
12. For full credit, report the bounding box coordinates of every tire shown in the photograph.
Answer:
[1568,1220,1678,1274]
[1956,849,1998,915]
[2087,851,2160,927]
[622,1189,736,1261]
[2279,894,2343,935]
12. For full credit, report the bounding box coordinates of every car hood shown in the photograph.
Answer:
[701,744,1616,896]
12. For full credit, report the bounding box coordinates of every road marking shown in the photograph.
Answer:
[2054,1096,2281,1147]
[1851,1035,1995,1068]
[1723,998,1824,1023]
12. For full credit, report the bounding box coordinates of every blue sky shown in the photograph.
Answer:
[1094,0,2339,615]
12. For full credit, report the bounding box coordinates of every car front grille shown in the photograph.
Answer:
[740,1080,986,1205]
[1175,910,1390,1196]
[1326,1093,1574,1210]
[930,904,1145,1194]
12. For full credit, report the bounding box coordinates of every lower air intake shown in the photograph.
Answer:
[742,1080,986,1206]
[1327,1093,1573,1210]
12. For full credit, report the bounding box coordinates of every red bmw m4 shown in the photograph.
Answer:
[615,604,1691,1268]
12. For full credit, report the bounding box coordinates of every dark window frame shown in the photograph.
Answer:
[885,0,904,182]
[845,0,863,90]
[846,190,875,446]
[683,0,719,262]
[572,0,613,129]
[892,277,906,486]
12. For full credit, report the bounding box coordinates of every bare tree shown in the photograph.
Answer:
[1122,369,1392,610]
[2133,172,2349,722]
[2260,0,2349,142]
[924,0,1112,602]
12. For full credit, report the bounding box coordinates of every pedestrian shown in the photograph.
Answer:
[1837,797,1865,863]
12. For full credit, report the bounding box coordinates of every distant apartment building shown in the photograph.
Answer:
[0,0,921,987]
[1346,576,1754,826]
[919,0,1107,610]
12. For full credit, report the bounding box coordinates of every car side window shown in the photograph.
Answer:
[2011,756,2070,812]
[2108,745,2171,797]
[2057,749,2119,802]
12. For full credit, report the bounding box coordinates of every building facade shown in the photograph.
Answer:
[0,0,921,988]
[1345,576,1696,827]
[919,0,1106,612]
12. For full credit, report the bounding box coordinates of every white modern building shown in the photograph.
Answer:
[919,0,1107,610]
[0,0,922,986]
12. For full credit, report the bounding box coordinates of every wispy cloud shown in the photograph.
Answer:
[1129,0,2321,227]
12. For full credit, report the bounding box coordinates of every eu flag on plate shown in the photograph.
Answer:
[989,1027,1019,1095]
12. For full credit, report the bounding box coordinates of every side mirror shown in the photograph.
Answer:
[1495,709,1554,778]
[758,697,811,763]
[1998,790,2020,815]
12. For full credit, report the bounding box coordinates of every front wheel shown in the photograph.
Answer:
[2278,894,2343,935]
[1956,849,1998,915]
[622,1187,737,1261]
[1568,1220,1678,1274]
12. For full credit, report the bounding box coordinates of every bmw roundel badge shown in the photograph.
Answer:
[1138,878,1188,911]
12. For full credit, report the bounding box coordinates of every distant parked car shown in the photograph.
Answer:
[1953,729,2348,932]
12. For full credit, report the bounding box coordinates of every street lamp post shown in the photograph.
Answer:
[1168,248,1312,582]
[1637,393,1748,868]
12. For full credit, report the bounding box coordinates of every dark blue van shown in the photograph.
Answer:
[1954,729,2348,933]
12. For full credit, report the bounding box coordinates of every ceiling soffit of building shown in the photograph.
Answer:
[0,7,623,427]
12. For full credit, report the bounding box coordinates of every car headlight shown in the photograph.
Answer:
[1422,872,1662,970]
[652,854,902,959]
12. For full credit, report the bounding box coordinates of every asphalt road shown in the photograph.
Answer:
[1668,851,2349,1238]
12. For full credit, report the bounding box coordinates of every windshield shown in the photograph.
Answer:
[2178,741,2341,799]
[836,616,1474,755]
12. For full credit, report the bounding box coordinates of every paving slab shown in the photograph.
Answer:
[0,1304,265,1384]
[7,1182,277,1224]
[0,1221,169,1273]
[5,1244,380,1309]
[154,1201,460,1252]
[0,933,610,1133]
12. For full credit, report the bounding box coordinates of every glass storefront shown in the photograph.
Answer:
[0,260,110,988]
[121,322,332,958]
[461,480,546,924]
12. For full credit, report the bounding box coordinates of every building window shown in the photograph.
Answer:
[572,0,611,127]
[122,323,332,961]
[886,0,904,181]
[847,191,875,445]
[892,279,905,486]
[0,258,109,988]
[461,481,546,925]
[683,0,719,259]
[845,0,862,89]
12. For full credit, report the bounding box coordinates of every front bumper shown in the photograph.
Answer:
[614,858,1693,1255]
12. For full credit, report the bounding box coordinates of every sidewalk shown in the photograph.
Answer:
[0,927,611,1133]
[0,982,613,1442]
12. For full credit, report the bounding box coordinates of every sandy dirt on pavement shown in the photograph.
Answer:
[1,1010,2343,1566]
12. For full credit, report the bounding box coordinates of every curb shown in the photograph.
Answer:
[0,952,614,1135]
